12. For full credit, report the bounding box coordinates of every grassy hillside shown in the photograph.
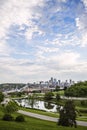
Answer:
[0,116,87,130]
[0,106,87,130]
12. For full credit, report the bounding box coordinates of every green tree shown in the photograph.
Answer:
[0,92,4,103]
[65,81,87,97]
[28,94,38,108]
[44,102,54,109]
[58,100,77,127]
[44,92,54,101]
[16,92,22,97]
[56,93,60,101]
[4,101,18,114]
[55,86,60,91]
[80,100,87,106]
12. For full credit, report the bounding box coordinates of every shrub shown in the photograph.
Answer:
[2,114,14,121]
[15,115,25,122]
[80,100,87,106]
[0,92,4,103]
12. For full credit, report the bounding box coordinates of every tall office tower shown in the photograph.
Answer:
[69,79,72,84]
[58,80,61,86]
[54,78,57,83]
[50,77,53,84]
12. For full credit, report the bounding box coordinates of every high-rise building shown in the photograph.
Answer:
[58,80,61,86]
[51,77,53,83]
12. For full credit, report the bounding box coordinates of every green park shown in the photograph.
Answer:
[0,81,87,130]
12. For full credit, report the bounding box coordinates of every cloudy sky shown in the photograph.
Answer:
[0,0,87,83]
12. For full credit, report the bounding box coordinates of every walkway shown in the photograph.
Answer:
[18,110,87,126]
[60,96,87,100]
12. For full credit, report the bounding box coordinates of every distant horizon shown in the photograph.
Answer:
[0,0,87,83]
[0,78,87,84]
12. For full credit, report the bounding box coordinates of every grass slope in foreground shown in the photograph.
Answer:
[0,113,87,130]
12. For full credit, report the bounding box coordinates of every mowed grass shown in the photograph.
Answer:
[53,90,64,96]
[19,107,87,121]
[77,116,87,121]
[0,114,87,130]
[20,107,59,118]
[0,106,87,130]
[58,90,64,96]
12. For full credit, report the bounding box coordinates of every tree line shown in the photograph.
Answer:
[65,81,87,97]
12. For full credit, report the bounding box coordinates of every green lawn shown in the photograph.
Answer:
[53,90,64,96]
[19,107,87,122]
[58,90,64,96]
[0,114,87,130]
[0,105,87,130]
[77,116,87,121]
[20,107,59,118]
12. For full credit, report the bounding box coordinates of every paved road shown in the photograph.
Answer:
[60,96,87,100]
[18,110,87,126]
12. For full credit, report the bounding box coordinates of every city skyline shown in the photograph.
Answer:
[0,0,87,83]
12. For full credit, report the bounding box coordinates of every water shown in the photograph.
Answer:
[15,99,60,112]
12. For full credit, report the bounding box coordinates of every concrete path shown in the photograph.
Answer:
[18,110,87,126]
[60,96,87,100]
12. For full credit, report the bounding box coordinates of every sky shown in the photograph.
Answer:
[0,0,87,83]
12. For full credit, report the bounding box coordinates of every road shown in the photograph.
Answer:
[18,110,87,126]
[60,96,87,100]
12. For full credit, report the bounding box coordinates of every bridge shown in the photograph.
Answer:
[3,84,56,94]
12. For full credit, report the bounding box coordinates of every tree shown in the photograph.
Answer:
[58,100,77,127]
[4,101,18,114]
[55,86,60,91]
[44,102,54,109]
[64,81,87,97]
[0,92,4,103]
[44,92,54,101]
[56,93,60,101]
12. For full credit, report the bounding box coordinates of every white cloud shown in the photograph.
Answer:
[0,0,87,83]
[47,52,80,70]
[35,50,87,80]
[75,16,87,47]
[46,32,81,47]
[0,56,49,82]
[0,0,46,66]
[25,25,44,40]
[0,0,70,44]
[75,1,87,47]
[57,52,80,67]
[76,18,84,30]
[82,0,87,8]
[0,39,11,57]
[0,0,45,41]
[36,48,80,69]
[37,46,59,53]
[80,32,87,47]
[50,38,62,46]
[0,49,87,83]
[75,14,87,30]
[57,0,67,3]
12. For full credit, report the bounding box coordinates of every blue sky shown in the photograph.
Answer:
[0,0,87,83]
